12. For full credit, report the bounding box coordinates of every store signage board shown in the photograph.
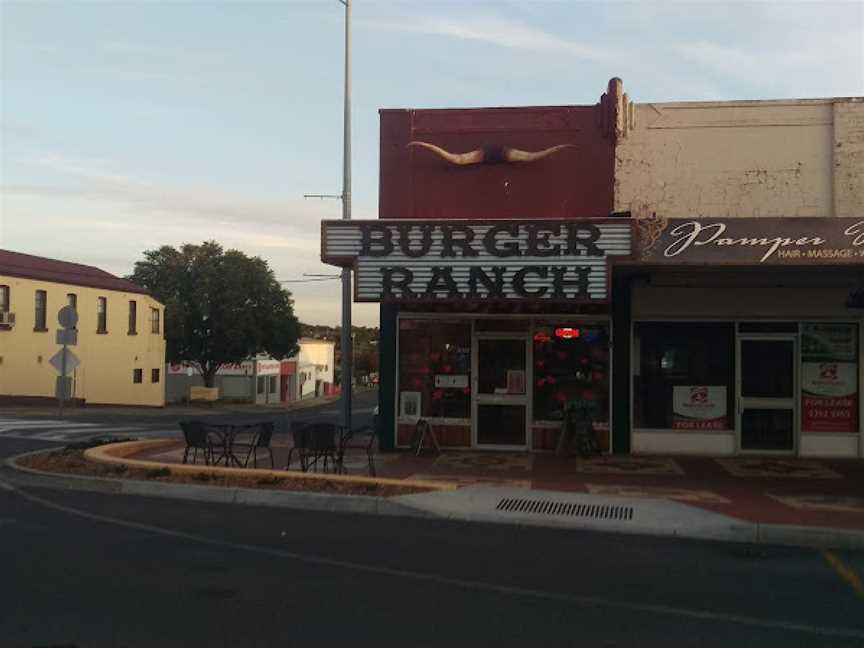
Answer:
[634,216,864,265]
[672,385,728,430]
[801,323,859,433]
[321,219,632,302]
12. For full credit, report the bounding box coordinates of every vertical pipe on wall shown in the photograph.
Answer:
[611,274,633,454]
[378,303,398,451]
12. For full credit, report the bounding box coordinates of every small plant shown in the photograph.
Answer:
[192,472,212,482]
[105,464,128,475]
[257,476,283,486]
[144,467,171,479]
[66,437,137,451]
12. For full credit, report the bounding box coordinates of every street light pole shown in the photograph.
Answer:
[339,0,353,434]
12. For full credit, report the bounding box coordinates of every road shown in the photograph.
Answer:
[0,389,378,443]
[1,393,863,647]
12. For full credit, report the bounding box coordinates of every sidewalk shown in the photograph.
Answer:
[131,440,864,533]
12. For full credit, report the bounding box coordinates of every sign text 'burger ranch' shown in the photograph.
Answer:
[321,220,632,302]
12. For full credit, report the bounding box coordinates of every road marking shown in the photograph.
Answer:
[1,477,863,640]
[823,550,864,599]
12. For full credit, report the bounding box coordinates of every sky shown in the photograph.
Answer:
[1,1,862,327]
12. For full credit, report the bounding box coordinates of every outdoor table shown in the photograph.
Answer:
[197,418,275,467]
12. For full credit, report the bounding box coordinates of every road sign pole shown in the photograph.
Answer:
[58,342,67,419]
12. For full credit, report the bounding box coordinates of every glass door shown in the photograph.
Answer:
[474,336,529,448]
[737,337,797,453]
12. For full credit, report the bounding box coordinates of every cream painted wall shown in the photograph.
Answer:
[297,339,335,385]
[0,275,166,406]
[615,98,864,218]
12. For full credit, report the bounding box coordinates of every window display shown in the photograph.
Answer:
[801,322,859,433]
[532,322,609,423]
[634,322,734,430]
[398,319,471,419]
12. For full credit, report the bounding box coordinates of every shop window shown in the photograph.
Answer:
[398,319,471,419]
[257,376,265,395]
[34,290,47,331]
[633,322,734,430]
[133,369,143,384]
[268,375,278,394]
[800,323,859,434]
[532,322,610,423]
[151,368,160,383]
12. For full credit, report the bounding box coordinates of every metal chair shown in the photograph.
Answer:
[286,421,310,471]
[337,416,379,476]
[305,422,340,473]
[179,420,213,465]
[233,421,275,469]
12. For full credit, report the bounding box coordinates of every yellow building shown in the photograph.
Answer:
[0,250,166,407]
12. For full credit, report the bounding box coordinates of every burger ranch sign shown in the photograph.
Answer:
[321,220,632,302]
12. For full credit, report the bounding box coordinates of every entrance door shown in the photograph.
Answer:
[737,337,797,453]
[474,336,529,448]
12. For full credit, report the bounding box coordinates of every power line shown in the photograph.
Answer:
[280,276,340,284]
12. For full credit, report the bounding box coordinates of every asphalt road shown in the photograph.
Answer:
[1,395,863,648]
[0,389,378,444]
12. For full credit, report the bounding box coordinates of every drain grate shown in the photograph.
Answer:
[496,498,634,521]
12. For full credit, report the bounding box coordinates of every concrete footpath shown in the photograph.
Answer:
[393,485,864,551]
[5,450,863,552]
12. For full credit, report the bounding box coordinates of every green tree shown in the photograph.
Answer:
[130,242,300,387]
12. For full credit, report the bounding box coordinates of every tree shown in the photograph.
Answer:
[130,242,301,387]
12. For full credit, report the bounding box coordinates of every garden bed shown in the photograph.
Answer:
[19,446,430,497]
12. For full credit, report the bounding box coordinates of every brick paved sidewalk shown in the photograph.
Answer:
[133,439,864,531]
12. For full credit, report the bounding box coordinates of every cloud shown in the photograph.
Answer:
[359,3,863,100]
[361,13,608,61]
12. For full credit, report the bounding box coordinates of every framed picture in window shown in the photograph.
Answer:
[506,370,526,395]
[399,391,422,419]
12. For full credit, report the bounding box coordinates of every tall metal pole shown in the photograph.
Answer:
[340,0,353,433]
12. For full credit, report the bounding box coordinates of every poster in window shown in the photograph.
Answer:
[801,323,858,433]
[506,370,526,395]
[399,391,422,419]
[672,386,728,430]
[801,362,858,433]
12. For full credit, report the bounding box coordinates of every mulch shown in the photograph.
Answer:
[19,448,429,498]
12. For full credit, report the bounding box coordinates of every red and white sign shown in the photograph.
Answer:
[256,360,281,376]
[801,362,858,433]
[167,361,254,376]
[673,386,728,430]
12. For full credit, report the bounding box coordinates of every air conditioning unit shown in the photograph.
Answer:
[0,312,15,326]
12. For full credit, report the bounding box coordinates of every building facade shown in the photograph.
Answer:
[0,250,166,407]
[322,79,864,458]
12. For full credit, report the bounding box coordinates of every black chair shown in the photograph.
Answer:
[232,422,275,469]
[305,422,339,473]
[337,417,379,476]
[286,421,311,471]
[179,420,213,465]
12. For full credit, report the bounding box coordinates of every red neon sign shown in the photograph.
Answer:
[555,327,581,339]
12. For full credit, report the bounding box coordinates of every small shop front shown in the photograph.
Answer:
[321,218,631,452]
[627,216,864,458]
[395,314,611,451]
